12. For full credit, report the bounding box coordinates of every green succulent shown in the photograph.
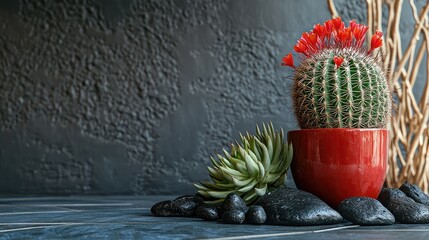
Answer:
[194,123,293,205]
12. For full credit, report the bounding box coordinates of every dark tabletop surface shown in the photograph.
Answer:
[0,195,428,239]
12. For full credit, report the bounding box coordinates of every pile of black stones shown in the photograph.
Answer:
[151,183,429,226]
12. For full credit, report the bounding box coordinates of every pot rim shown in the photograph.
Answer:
[288,128,388,134]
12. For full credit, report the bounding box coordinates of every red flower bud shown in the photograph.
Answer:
[336,28,352,47]
[369,30,383,53]
[308,33,318,46]
[331,17,344,31]
[333,56,344,68]
[313,24,326,40]
[324,19,333,34]
[350,20,357,31]
[282,53,295,68]
[294,41,308,55]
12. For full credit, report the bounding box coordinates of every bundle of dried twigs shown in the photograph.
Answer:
[327,0,429,193]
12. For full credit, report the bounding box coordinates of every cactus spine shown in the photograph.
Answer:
[293,49,390,128]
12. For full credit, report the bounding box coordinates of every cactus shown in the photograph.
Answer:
[282,18,392,129]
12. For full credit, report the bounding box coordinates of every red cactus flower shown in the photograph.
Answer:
[312,24,326,41]
[336,28,352,47]
[294,42,308,56]
[350,21,369,48]
[307,33,318,47]
[369,30,383,53]
[282,53,295,68]
[333,56,344,68]
[349,20,357,31]
[283,18,383,69]
[324,19,333,36]
[330,17,345,31]
[297,32,319,55]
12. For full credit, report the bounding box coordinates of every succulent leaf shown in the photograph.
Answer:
[255,184,267,196]
[232,177,253,187]
[195,123,293,205]
[207,190,234,199]
[237,179,258,193]
[255,138,270,170]
[256,161,265,178]
[235,162,247,173]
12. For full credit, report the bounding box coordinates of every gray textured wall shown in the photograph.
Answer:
[0,0,422,195]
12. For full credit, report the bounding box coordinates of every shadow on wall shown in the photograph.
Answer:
[0,0,342,195]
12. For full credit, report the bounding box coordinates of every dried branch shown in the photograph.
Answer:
[327,0,339,18]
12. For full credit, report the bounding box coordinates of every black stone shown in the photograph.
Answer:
[151,200,176,216]
[387,197,429,224]
[151,195,203,217]
[222,210,245,224]
[173,195,203,217]
[174,194,202,202]
[337,197,394,225]
[378,188,407,207]
[399,183,429,206]
[195,204,218,221]
[245,205,266,225]
[378,187,429,224]
[218,193,248,217]
[255,187,343,225]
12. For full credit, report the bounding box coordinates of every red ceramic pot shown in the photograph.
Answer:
[288,128,388,208]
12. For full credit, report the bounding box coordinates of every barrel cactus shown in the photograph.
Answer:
[194,123,293,205]
[282,18,392,129]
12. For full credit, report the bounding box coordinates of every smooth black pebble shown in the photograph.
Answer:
[151,200,175,216]
[245,205,266,224]
[222,210,245,224]
[218,193,248,217]
[378,188,407,207]
[151,195,203,217]
[195,204,218,221]
[378,188,429,224]
[387,197,429,224]
[337,197,394,225]
[399,183,429,206]
[256,187,343,225]
[173,195,203,217]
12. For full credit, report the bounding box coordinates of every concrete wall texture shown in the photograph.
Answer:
[0,0,423,195]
